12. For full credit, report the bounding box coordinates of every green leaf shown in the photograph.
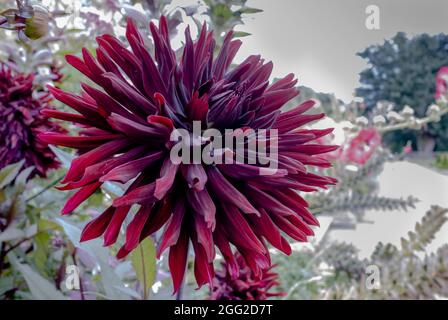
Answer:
[38,218,62,232]
[48,145,74,168]
[0,227,25,242]
[0,160,24,188]
[7,253,66,300]
[233,31,251,38]
[14,166,34,192]
[130,237,157,299]
[55,218,128,299]
[238,7,263,14]
[33,232,51,272]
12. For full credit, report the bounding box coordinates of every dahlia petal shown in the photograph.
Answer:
[187,188,216,230]
[293,172,338,188]
[255,88,299,116]
[125,18,144,52]
[103,206,130,246]
[47,86,107,126]
[80,206,115,242]
[248,208,292,255]
[101,73,157,114]
[157,200,185,257]
[245,184,295,217]
[38,132,122,149]
[130,33,166,96]
[221,205,266,254]
[60,146,147,189]
[213,31,240,79]
[275,113,326,133]
[278,133,317,147]
[289,144,339,155]
[276,100,316,120]
[299,127,335,140]
[207,166,259,215]
[82,47,105,79]
[251,110,281,128]
[267,72,296,91]
[249,176,318,192]
[61,181,102,215]
[283,152,332,167]
[270,213,307,242]
[97,35,143,89]
[181,164,207,191]
[140,198,172,238]
[277,154,307,174]
[286,213,314,236]
[194,212,215,262]
[213,228,239,278]
[154,158,179,199]
[217,163,287,180]
[147,115,174,130]
[186,92,209,122]
[81,83,137,120]
[191,233,215,288]
[40,108,92,126]
[100,150,164,183]
[96,46,127,83]
[113,182,156,207]
[65,54,94,80]
[63,138,129,183]
[124,205,151,251]
[107,113,168,139]
[169,227,189,294]
[181,26,195,92]
[116,246,131,259]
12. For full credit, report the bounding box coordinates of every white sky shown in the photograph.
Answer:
[233,0,448,102]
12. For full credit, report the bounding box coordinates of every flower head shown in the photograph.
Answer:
[39,17,337,292]
[436,66,448,99]
[0,4,50,40]
[0,63,61,177]
[211,254,284,300]
[344,128,381,165]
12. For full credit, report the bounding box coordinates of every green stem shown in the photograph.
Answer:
[26,174,64,203]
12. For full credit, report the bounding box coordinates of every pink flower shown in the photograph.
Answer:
[344,128,381,165]
[435,66,448,99]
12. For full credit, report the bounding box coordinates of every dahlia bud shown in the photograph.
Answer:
[0,4,49,40]
[23,5,50,40]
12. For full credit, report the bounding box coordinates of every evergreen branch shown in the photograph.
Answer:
[400,205,448,256]
[312,194,419,215]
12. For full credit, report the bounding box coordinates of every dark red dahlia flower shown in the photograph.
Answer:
[39,17,337,293]
[0,63,61,177]
[211,254,284,300]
